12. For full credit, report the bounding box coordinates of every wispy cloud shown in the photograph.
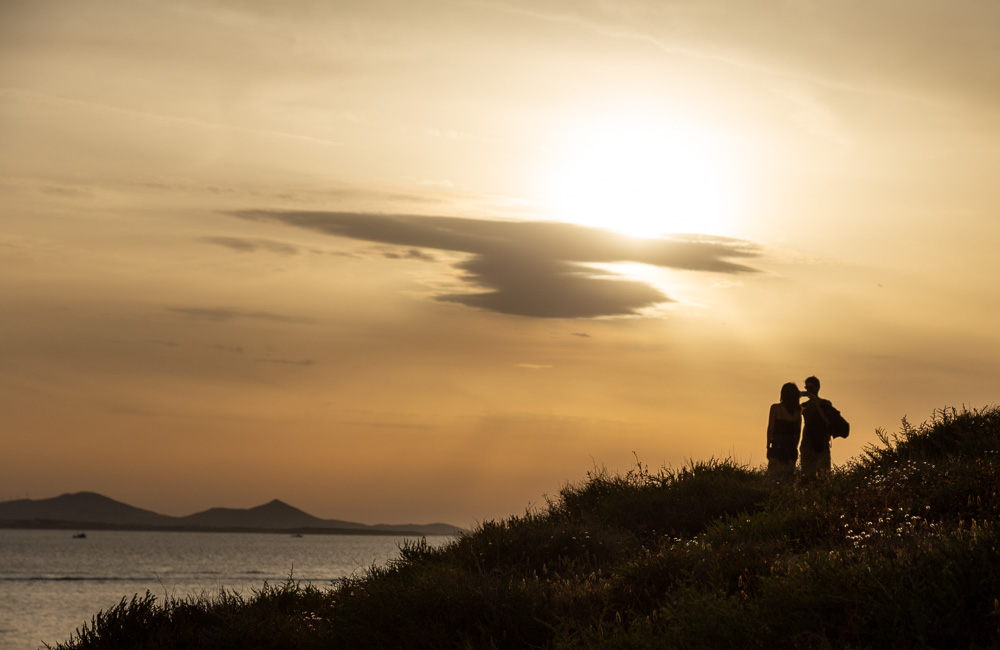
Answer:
[382,248,437,262]
[0,88,347,152]
[209,344,245,354]
[200,236,304,256]
[254,358,315,367]
[475,1,976,109]
[230,210,760,318]
[167,307,315,324]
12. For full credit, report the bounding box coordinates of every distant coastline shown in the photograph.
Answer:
[0,520,456,536]
[0,491,465,537]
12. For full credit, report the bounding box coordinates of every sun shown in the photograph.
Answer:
[544,121,740,238]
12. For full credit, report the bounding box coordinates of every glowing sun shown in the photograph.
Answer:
[546,122,740,238]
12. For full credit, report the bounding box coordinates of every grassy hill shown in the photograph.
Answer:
[53,406,1000,649]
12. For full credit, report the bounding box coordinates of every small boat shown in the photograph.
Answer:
[291,532,304,538]
[72,533,87,539]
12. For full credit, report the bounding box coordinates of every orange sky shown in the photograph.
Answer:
[2,1,999,527]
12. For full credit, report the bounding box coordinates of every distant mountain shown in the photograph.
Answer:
[178,499,367,530]
[0,491,175,527]
[0,492,464,536]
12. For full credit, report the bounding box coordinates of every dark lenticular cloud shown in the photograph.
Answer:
[229,210,762,318]
[441,250,668,318]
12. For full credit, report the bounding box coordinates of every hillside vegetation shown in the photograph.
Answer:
[53,406,1000,649]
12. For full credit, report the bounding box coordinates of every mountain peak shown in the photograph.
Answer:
[58,491,116,501]
[181,499,324,529]
[250,499,306,514]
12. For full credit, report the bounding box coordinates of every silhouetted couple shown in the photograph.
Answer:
[767,376,847,481]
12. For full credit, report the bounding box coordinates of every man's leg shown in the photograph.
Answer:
[768,459,795,480]
[819,445,832,475]
[800,447,818,479]
[800,445,830,479]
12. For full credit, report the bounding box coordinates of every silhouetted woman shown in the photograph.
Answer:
[766,382,802,479]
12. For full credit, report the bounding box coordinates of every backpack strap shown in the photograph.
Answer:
[808,398,831,425]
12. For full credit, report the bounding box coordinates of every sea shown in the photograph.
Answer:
[0,528,455,650]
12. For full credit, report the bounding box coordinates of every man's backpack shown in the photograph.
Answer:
[826,403,850,439]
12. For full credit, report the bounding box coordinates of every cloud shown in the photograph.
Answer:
[480,1,1000,109]
[209,344,245,353]
[440,253,669,318]
[200,236,303,256]
[167,307,315,324]
[254,358,315,367]
[229,210,761,318]
[382,248,437,262]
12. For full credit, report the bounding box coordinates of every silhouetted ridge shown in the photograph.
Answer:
[0,493,464,535]
[0,491,174,526]
[181,499,332,529]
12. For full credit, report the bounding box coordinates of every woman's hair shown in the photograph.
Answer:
[780,382,801,411]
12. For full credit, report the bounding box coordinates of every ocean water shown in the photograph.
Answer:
[0,529,454,650]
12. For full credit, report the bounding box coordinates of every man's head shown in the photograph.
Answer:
[804,376,820,394]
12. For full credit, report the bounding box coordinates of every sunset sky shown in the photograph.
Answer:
[3,1,999,527]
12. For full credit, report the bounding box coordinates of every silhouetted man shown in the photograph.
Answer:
[800,376,834,479]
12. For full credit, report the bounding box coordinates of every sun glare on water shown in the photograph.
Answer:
[545,121,742,239]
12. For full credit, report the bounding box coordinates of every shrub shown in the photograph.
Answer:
[52,405,1000,649]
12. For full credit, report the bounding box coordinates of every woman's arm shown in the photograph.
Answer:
[767,403,777,447]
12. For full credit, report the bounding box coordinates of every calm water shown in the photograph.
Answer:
[0,529,454,650]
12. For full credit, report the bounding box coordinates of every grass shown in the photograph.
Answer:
[50,406,1000,649]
